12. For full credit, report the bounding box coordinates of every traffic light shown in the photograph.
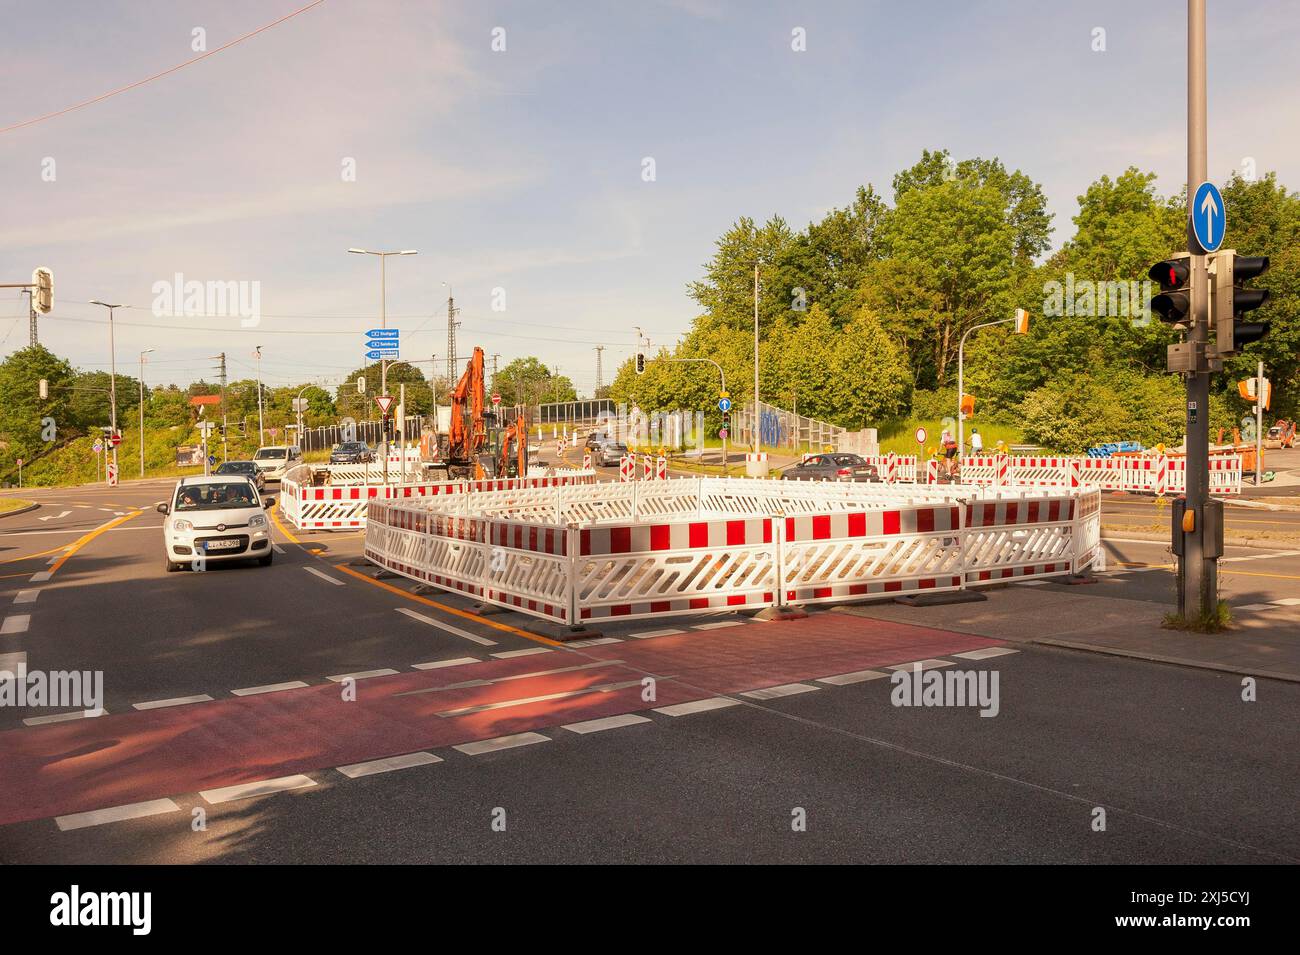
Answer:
[356,376,366,394]
[1148,253,1193,326]
[1013,307,1030,334]
[38,378,48,399]
[635,352,646,375]
[1211,250,1270,355]
[32,267,52,314]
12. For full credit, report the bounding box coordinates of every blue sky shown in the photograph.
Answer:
[2,0,1297,395]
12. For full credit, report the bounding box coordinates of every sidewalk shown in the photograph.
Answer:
[834,585,1300,683]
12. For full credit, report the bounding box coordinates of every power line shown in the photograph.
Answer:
[0,0,328,135]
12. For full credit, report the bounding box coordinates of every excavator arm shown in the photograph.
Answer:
[498,414,528,478]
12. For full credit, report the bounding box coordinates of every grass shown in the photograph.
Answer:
[1162,600,1233,633]
[877,419,1027,457]
[0,498,34,514]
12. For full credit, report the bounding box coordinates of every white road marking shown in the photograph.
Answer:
[692,620,746,630]
[1236,603,1278,611]
[564,636,623,647]
[816,669,891,685]
[13,589,39,605]
[200,774,317,805]
[56,798,181,832]
[887,659,955,672]
[23,708,107,726]
[1012,580,1049,586]
[37,510,72,522]
[630,628,685,639]
[953,647,1021,660]
[741,683,819,700]
[271,542,285,554]
[230,680,310,696]
[1,614,31,635]
[562,713,652,734]
[1270,597,1300,606]
[411,657,480,670]
[453,732,550,756]
[304,566,344,586]
[326,668,400,682]
[395,607,496,646]
[654,697,740,717]
[132,694,215,710]
[0,651,27,678]
[29,571,51,582]
[335,752,442,779]
[490,647,553,659]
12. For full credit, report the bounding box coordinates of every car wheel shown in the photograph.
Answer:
[258,551,274,567]
[165,557,182,573]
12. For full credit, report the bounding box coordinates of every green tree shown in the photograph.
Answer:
[0,346,76,479]
[493,357,576,405]
[335,362,432,419]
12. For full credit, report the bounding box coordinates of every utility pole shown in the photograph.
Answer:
[139,348,154,478]
[89,300,121,485]
[444,284,459,384]
[594,345,605,393]
[214,352,228,463]
[1256,361,1265,487]
[254,345,266,446]
[23,289,36,347]
[753,263,761,453]
[1183,0,1214,617]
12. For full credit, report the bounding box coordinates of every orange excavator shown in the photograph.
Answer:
[436,347,529,479]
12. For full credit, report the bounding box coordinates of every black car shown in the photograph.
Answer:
[330,441,375,464]
[780,453,880,482]
[213,460,266,490]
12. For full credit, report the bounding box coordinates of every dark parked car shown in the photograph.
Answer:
[330,441,375,464]
[213,460,265,490]
[780,453,880,482]
[585,431,610,451]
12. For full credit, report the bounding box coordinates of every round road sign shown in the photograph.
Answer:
[914,427,927,445]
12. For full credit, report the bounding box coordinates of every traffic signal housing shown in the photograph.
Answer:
[635,352,646,375]
[32,267,52,314]
[1211,250,1270,355]
[1148,253,1193,327]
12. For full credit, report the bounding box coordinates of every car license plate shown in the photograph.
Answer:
[204,539,240,550]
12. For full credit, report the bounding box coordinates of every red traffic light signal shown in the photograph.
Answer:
[1148,254,1193,326]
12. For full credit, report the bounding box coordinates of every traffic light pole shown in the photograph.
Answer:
[1182,0,1216,618]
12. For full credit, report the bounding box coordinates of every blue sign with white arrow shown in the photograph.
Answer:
[366,349,399,360]
[1191,181,1225,253]
[367,329,399,340]
[718,397,732,413]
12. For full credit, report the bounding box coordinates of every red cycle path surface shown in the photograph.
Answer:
[0,615,1002,826]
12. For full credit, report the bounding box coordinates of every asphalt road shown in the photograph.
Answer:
[0,476,1296,863]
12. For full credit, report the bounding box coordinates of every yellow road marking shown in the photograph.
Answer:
[268,503,301,545]
[47,510,142,578]
[1,543,72,564]
[1220,568,1300,582]
[332,563,561,646]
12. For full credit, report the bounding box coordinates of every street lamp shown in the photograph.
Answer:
[89,300,122,484]
[752,262,760,455]
[138,348,154,478]
[956,308,1030,453]
[254,345,265,446]
[348,248,418,485]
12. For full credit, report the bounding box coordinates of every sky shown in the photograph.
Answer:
[2,0,1298,397]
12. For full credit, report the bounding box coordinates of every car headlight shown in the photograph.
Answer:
[172,519,193,531]
[249,514,267,527]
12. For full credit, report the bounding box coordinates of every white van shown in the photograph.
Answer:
[252,445,302,481]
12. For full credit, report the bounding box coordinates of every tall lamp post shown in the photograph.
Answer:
[349,248,417,484]
[138,348,154,477]
[752,262,760,454]
[89,300,122,484]
[956,308,1030,453]
[254,345,266,446]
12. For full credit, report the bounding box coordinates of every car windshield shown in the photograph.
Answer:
[608,444,628,452]
[216,462,254,474]
[254,448,287,460]
[834,455,865,465]
[338,443,366,451]
[174,482,259,511]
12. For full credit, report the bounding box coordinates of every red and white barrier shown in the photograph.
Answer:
[910,453,1241,496]
[363,478,1103,626]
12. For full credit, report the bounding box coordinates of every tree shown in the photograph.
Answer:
[0,346,76,477]
[335,362,432,419]
[492,357,575,406]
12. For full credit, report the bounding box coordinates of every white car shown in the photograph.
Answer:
[252,444,302,482]
[159,476,275,572]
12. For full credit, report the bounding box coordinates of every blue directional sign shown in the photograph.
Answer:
[367,328,399,340]
[1191,181,1225,253]
[366,349,399,360]
[718,397,732,413]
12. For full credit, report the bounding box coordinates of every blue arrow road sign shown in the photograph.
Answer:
[366,349,399,360]
[718,397,732,413]
[1191,181,1225,253]
[366,329,399,340]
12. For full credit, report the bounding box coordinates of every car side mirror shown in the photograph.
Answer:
[157,503,169,514]
[263,497,275,509]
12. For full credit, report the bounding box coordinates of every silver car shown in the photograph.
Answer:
[780,453,880,482]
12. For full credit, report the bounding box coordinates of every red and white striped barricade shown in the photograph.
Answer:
[781,503,965,605]
[642,454,653,481]
[959,456,999,486]
[926,459,940,484]
[1166,455,1242,496]
[963,492,1087,583]
[582,451,592,469]
[619,455,635,482]
[1074,457,1126,491]
[1011,456,1072,488]
[656,455,668,480]
[575,515,777,623]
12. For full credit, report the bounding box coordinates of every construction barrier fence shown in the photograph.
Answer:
[364,477,1102,626]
